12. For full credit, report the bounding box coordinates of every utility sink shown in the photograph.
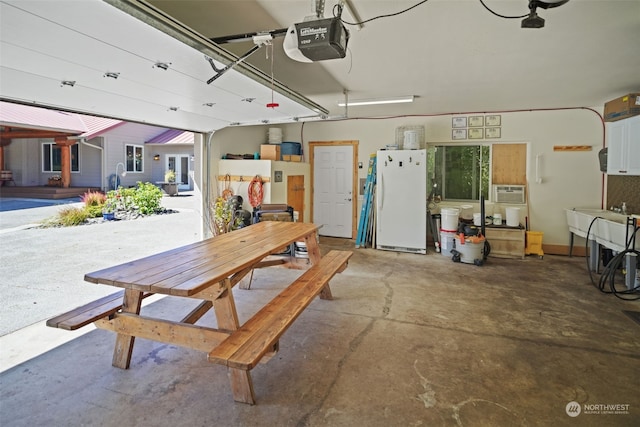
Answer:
[565,208,638,252]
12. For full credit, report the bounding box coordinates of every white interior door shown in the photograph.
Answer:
[166,155,190,190]
[313,145,353,238]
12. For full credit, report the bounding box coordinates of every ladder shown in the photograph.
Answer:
[356,154,377,248]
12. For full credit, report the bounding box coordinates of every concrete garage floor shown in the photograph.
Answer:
[1,237,639,426]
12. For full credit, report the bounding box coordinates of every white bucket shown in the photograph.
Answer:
[459,204,473,221]
[268,127,283,144]
[493,213,502,225]
[441,208,459,231]
[506,207,520,227]
[440,229,457,256]
[473,213,482,226]
[403,130,420,149]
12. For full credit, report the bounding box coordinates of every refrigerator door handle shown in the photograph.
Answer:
[378,172,384,209]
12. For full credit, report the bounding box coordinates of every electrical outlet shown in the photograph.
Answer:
[274,170,283,182]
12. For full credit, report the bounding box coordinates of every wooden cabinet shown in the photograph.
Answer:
[607,115,640,175]
[485,226,525,259]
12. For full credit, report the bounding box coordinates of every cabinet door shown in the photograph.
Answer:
[627,116,640,175]
[607,120,626,174]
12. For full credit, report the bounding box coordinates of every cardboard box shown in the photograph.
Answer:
[604,93,640,122]
[282,154,303,162]
[260,144,281,161]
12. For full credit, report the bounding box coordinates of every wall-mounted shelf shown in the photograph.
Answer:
[217,174,270,183]
[553,145,592,151]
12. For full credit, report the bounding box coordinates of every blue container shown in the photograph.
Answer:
[280,142,301,156]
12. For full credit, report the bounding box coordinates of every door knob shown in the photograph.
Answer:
[345,198,352,201]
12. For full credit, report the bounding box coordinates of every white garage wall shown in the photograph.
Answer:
[210,108,604,249]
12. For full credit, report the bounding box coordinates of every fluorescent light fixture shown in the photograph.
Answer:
[338,95,414,107]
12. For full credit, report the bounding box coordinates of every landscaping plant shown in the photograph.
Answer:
[210,196,241,236]
[54,206,90,226]
[44,183,166,227]
[81,190,107,218]
[132,182,162,215]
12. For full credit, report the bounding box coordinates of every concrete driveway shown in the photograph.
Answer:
[0,192,203,369]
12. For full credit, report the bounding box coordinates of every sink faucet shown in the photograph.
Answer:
[610,203,629,215]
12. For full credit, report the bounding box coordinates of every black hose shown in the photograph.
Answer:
[585,216,640,301]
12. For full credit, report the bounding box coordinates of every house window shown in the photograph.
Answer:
[428,145,490,201]
[125,144,143,173]
[42,143,79,172]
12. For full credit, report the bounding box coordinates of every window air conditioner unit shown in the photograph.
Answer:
[493,185,526,204]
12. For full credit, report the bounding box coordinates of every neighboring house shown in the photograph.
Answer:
[0,102,194,192]
[145,129,195,192]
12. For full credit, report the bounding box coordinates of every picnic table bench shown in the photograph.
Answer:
[46,221,352,404]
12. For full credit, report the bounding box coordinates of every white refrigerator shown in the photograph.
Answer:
[376,149,427,254]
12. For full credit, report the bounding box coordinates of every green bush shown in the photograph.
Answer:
[105,183,163,216]
[84,204,104,218]
[105,187,134,212]
[132,182,162,215]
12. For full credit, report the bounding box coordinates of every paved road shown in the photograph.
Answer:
[0,193,203,336]
[0,197,83,230]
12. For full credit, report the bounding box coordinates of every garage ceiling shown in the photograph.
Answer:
[0,0,327,133]
[149,0,640,118]
[1,0,639,131]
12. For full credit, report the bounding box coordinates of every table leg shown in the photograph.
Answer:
[304,233,333,300]
[112,289,143,369]
[214,279,256,404]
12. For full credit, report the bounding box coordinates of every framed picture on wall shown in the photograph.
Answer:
[452,129,467,140]
[485,115,501,126]
[452,117,467,128]
[485,127,501,138]
[468,128,484,139]
[468,116,484,127]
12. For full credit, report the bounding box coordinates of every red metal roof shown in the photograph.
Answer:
[76,114,124,139]
[0,101,87,134]
[146,129,194,145]
[0,102,191,142]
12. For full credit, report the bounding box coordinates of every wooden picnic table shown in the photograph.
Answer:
[48,221,352,404]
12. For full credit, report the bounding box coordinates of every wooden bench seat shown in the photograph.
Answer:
[208,250,353,370]
[46,291,151,331]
